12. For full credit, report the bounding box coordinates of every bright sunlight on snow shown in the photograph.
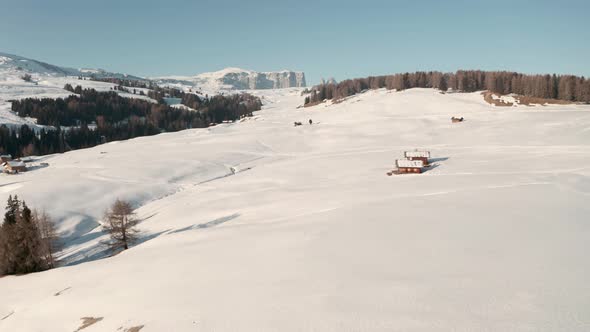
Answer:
[1,87,589,331]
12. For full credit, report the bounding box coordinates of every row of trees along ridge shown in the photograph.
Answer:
[304,70,590,105]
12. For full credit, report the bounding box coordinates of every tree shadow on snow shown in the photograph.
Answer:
[64,228,172,267]
[60,214,102,247]
[168,213,240,235]
[60,213,239,267]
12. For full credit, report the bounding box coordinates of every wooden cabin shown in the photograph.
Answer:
[0,154,12,163]
[404,151,430,166]
[396,159,424,174]
[3,160,27,174]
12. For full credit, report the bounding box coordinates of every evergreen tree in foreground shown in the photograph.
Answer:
[0,196,61,275]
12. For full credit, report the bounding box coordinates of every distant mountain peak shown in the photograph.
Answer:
[153,67,306,92]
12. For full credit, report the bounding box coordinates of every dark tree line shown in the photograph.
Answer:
[0,196,60,275]
[87,77,156,90]
[4,87,262,157]
[304,70,590,105]
[12,88,158,126]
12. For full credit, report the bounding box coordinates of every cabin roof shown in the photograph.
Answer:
[404,151,430,158]
[5,160,25,167]
[396,159,424,168]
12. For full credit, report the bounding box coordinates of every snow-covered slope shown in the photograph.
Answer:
[0,52,144,81]
[1,88,589,331]
[154,67,306,94]
[0,52,156,128]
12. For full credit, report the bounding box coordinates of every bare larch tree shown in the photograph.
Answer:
[34,209,62,269]
[102,199,140,252]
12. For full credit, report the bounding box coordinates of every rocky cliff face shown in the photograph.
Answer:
[194,68,306,90]
[154,68,306,92]
[252,71,306,89]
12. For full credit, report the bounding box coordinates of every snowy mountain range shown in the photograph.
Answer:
[152,67,306,92]
[0,52,144,81]
[0,52,306,92]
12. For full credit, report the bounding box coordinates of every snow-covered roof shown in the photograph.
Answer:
[396,159,424,168]
[404,151,430,158]
[5,160,25,167]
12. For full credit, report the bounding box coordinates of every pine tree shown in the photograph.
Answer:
[0,195,20,274]
[14,201,44,274]
[438,74,448,92]
[4,195,19,225]
[0,197,56,275]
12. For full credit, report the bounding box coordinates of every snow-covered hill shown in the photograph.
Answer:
[0,52,157,128]
[0,52,144,81]
[154,67,306,94]
[1,88,589,331]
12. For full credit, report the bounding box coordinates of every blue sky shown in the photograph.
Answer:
[1,0,589,84]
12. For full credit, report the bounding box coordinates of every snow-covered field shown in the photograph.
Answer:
[1,88,589,331]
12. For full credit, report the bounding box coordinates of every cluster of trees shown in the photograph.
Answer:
[87,77,155,90]
[147,86,185,103]
[0,122,161,158]
[0,196,60,275]
[21,74,33,82]
[304,70,590,105]
[3,86,262,157]
[13,88,156,126]
[147,87,263,122]
[0,195,141,276]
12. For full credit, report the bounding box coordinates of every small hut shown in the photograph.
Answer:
[3,160,27,174]
[395,159,424,174]
[404,151,430,166]
[0,154,12,163]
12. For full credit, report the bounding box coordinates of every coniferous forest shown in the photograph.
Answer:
[2,86,261,158]
[304,70,590,105]
[0,195,60,275]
